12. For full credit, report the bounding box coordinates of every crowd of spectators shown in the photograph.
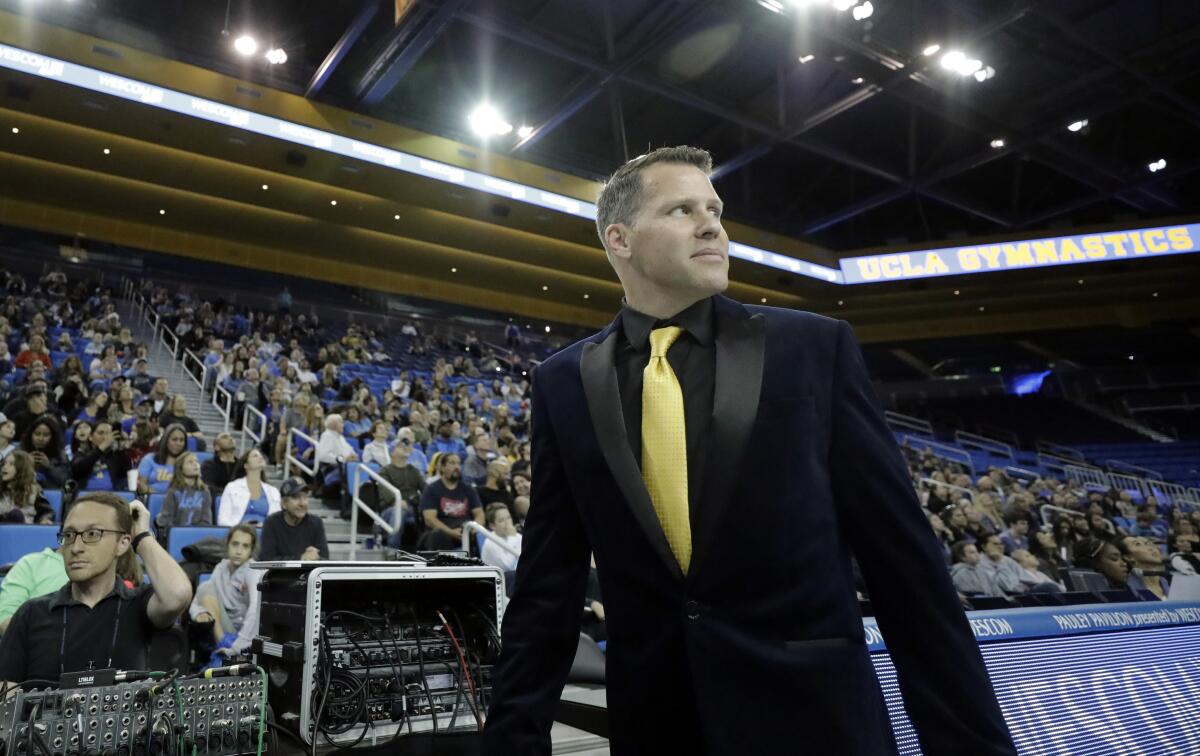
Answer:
[905,443,1197,605]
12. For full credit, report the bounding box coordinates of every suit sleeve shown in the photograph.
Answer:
[829,320,1016,756]
[483,369,591,756]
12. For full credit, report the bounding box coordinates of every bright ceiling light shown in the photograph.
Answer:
[233,35,258,56]
[757,0,784,12]
[516,125,534,139]
[541,285,549,291]
[330,200,337,206]
[261,184,269,190]
[264,48,287,65]
[832,0,856,10]
[1067,119,1089,133]
[544,326,551,333]
[989,138,1005,149]
[939,50,965,71]
[798,53,815,64]
[583,294,590,299]
[760,297,768,303]
[851,76,864,84]
[158,209,166,215]
[1147,158,1167,173]
[393,214,401,220]
[851,1,874,20]
[922,43,941,57]
[102,148,111,155]
[468,104,512,138]
[10,127,18,134]
[973,65,996,82]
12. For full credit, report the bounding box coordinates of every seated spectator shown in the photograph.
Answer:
[361,420,392,467]
[480,503,522,573]
[1130,507,1168,542]
[477,459,513,508]
[88,348,123,384]
[0,415,16,462]
[1010,549,1064,592]
[418,453,483,551]
[258,477,328,561]
[189,524,260,658]
[428,420,467,459]
[272,393,310,467]
[154,452,214,538]
[125,420,156,468]
[83,331,106,356]
[0,545,67,633]
[342,405,371,440]
[11,384,52,439]
[137,424,188,496]
[0,495,192,682]
[512,495,529,531]
[927,512,953,563]
[53,356,89,418]
[374,443,426,547]
[1167,533,1200,576]
[0,451,54,523]
[218,449,280,526]
[21,416,69,489]
[1116,535,1169,600]
[202,432,239,498]
[1029,529,1065,576]
[977,534,1026,595]
[394,427,427,473]
[147,378,171,418]
[75,390,110,426]
[14,334,51,371]
[315,414,358,468]
[949,541,993,596]
[71,420,131,491]
[998,512,1030,555]
[128,359,156,395]
[1088,511,1118,541]
[1074,537,1131,591]
[156,395,205,449]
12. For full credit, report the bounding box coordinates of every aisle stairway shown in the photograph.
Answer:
[121,298,381,560]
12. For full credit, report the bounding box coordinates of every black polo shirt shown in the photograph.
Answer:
[0,578,157,683]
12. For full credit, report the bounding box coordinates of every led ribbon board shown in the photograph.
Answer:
[867,601,1200,754]
[0,43,844,283]
[841,224,1200,284]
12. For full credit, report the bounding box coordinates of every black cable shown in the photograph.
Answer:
[382,616,414,739]
[408,610,439,736]
[310,628,332,756]
[437,661,465,732]
[451,609,487,718]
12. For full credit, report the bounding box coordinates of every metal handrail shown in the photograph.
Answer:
[900,434,976,477]
[884,410,934,437]
[212,384,233,432]
[159,326,180,359]
[1039,504,1081,526]
[917,477,976,506]
[240,403,268,453]
[462,520,519,558]
[953,430,1015,461]
[284,427,317,479]
[348,461,405,560]
[181,349,207,394]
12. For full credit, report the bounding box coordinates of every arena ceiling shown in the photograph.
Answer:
[0,0,1197,340]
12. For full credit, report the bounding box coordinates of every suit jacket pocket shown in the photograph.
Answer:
[784,637,860,651]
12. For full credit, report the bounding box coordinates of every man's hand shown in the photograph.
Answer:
[590,601,605,622]
[301,546,321,561]
[447,527,463,541]
[128,501,151,536]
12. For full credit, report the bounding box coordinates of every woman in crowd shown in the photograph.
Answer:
[154,451,213,538]
[189,524,261,659]
[125,419,156,468]
[14,334,51,370]
[0,418,16,462]
[53,355,89,417]
[20,416,69,489]
[0,451,54,523]
[157,395,205,449]
[361,420,392,467]
[68,420,94,461]
[75,390,110,426]
[1010,549,1065,592]
[1088,510,1118,541]
[261,390,289,463]
[137,423,188,496]
[218,448,280,526]
[1073,537,1131,591]
[273,393,310,467]
[1115,535,1170,600]
[1028,528,1066,575]
[88,346,123,384]
[481,503,523,574]
[70,419,130,491]
[927,512,954,563]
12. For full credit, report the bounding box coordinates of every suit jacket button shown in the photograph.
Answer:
[685,600,701,620]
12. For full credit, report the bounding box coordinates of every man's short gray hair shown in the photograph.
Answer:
[595,146,714,262]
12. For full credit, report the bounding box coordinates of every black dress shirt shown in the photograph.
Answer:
[615,296,715,516]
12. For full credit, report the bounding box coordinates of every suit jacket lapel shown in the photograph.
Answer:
[690,296,766,579]
[580,321,685,582]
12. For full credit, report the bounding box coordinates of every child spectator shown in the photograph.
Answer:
[189,524,261,659]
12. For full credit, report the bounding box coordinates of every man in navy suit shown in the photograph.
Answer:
[483,146,1016,755]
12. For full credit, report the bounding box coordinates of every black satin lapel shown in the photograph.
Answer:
[580,330,685,582]
[690,311,766,578]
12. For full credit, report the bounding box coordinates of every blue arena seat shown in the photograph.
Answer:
[148,494,166,532]
[167,526,229,561]
[195,452,213,465]
[0,525,59,565]
[43,490,63,523]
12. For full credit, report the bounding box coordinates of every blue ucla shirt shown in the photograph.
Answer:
[137,456,175,494]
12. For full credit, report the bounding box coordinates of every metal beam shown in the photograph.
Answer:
[1021,158,1200,226]
[306,0,380,98]
[357,0,468,107]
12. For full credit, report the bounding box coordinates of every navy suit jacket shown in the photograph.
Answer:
[483,295,1016,755]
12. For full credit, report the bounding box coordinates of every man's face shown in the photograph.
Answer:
[441,455,461,483]
[961,544,980,565]
[1012,549,1038,570]
[27,393,46,414]
[227,531,254,567]
[61,501,127,583]
[613,163,729,301]
[1012,520,1029,536]
[153,378,168,396]
[281,492,309,521]
[982,537,1004,560]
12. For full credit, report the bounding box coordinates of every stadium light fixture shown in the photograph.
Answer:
[158,209,166,215]
[922,44,941,57]
[973,65,996,82]
[451,267,457,273]
[330,200,337,206]
[760,297,768,303]
[989,138,1005,149]
[516,125,533,139]
[798,54,815,64]
[103,148,111,154]
[852,2,874,20]
[851,77,864,84]
[1127,355,1135,361]
[1147,158,1167,173]
[394,214,401,220]
[544,326,551,333]
[757,0,784,12]
[832,0,856,11]
[541,285,549,291]
[233,35,258,56]
[10,127,18,134]
[583,294,590,299]
[264,48,287,65]
[1067,119,1088,132]
[468,104,512,138]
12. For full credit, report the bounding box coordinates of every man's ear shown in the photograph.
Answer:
[605,223,633,262]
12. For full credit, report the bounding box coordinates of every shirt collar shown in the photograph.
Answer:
[620,296,715,352]
[48,576,135,610]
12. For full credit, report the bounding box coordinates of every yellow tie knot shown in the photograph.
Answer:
[649,326,683,359]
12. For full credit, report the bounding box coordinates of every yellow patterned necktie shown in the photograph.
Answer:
[642,326,691,574]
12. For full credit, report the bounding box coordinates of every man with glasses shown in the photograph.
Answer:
[0,493,192,684]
